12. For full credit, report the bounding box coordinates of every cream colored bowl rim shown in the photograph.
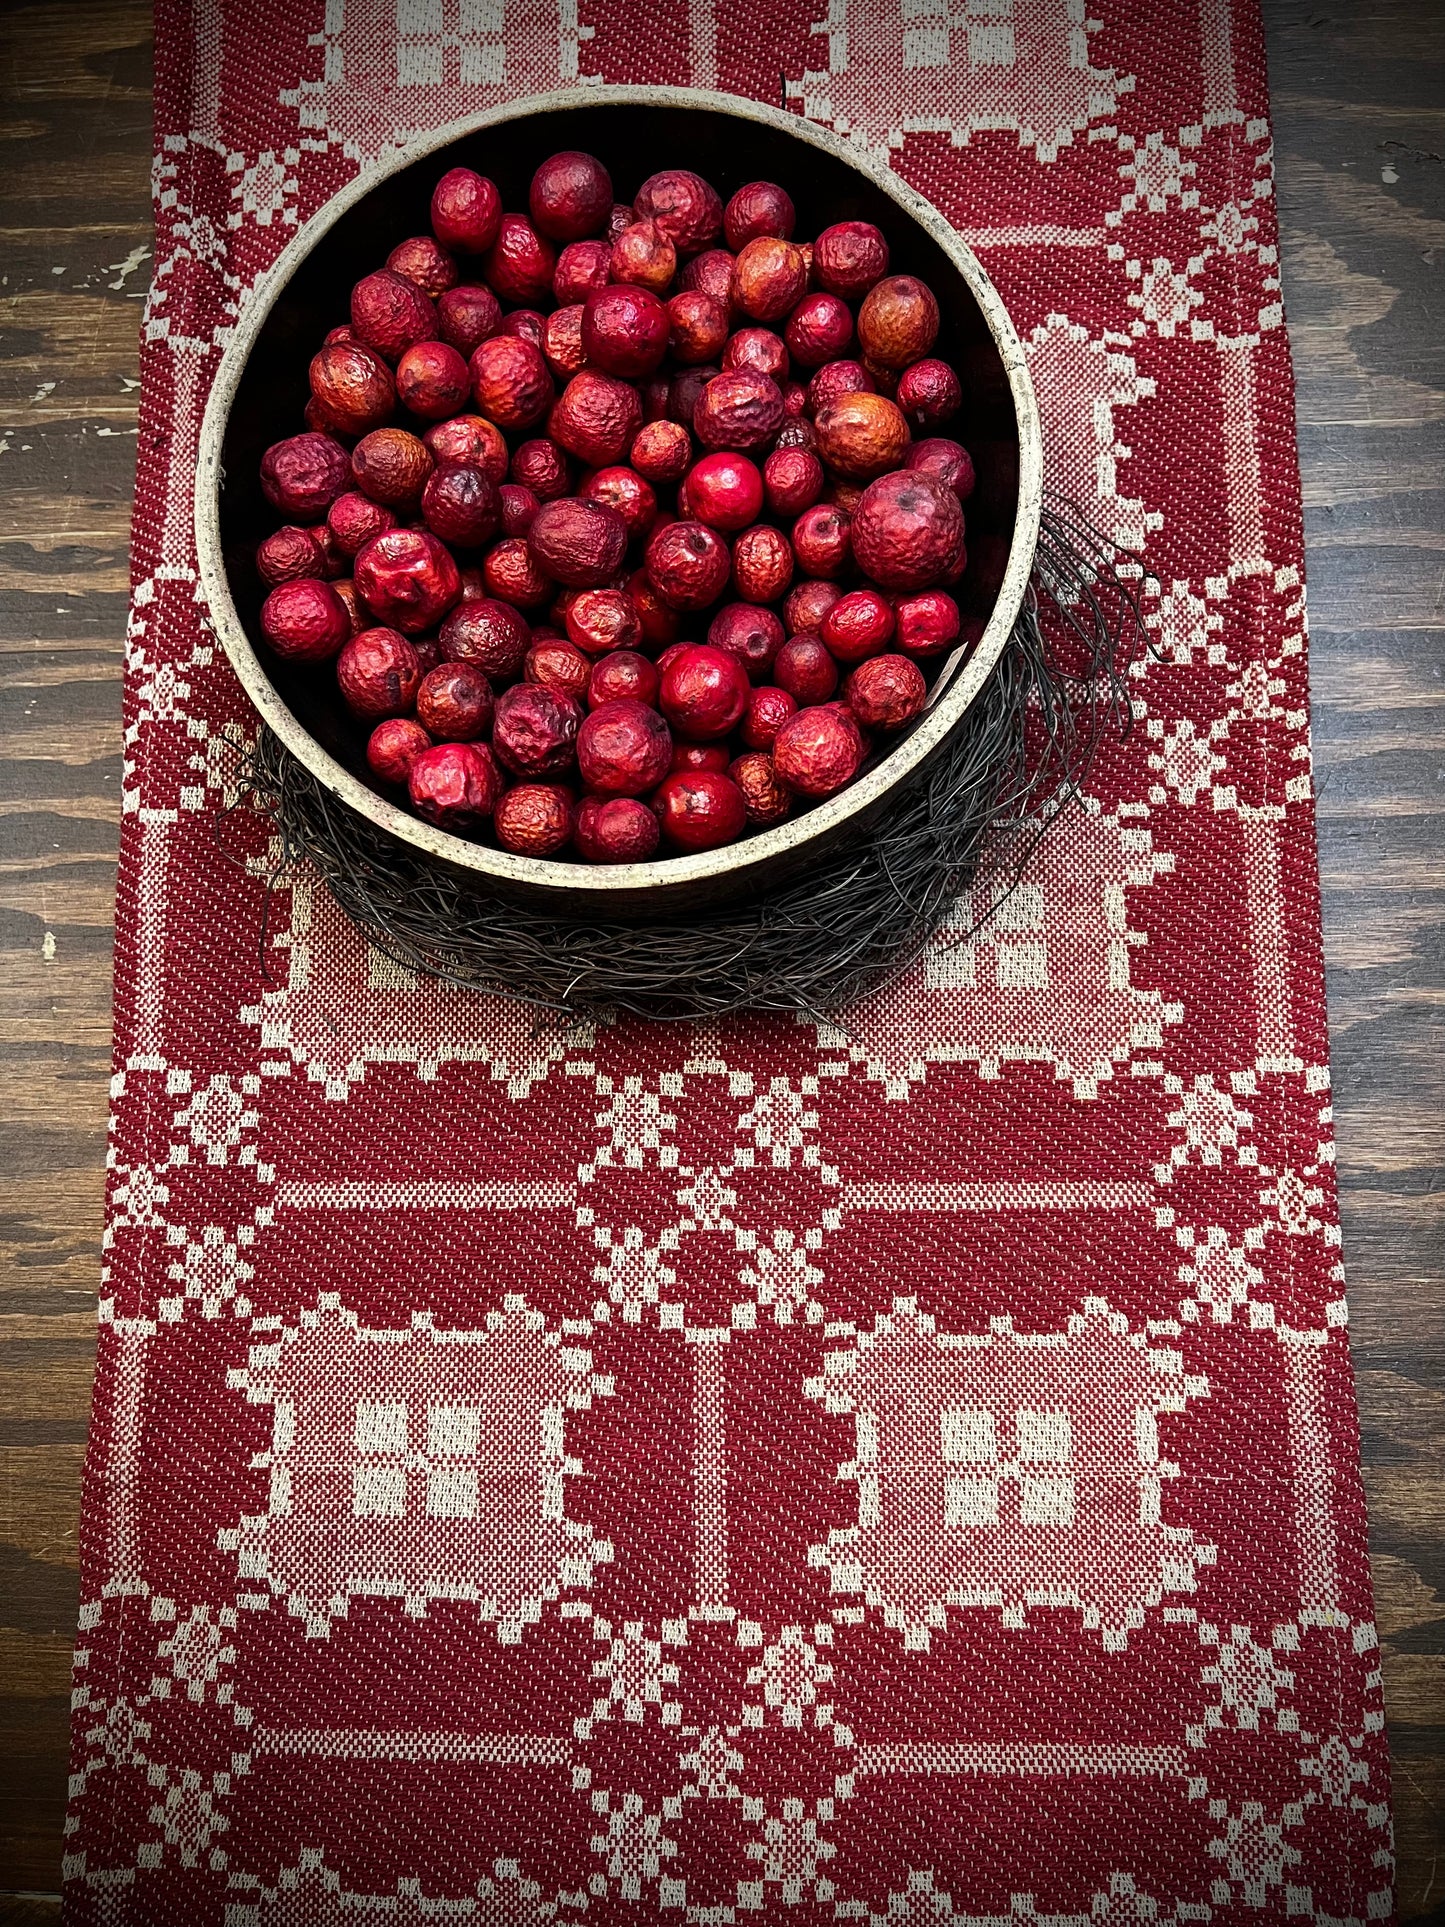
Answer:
[195,84,1044,898]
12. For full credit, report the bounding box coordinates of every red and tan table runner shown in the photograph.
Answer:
[68,1,1393,1919]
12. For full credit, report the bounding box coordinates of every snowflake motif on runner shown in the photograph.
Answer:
[785,0,1133,160]
[243,874,592,1099]
[1206,1799,1303,1908]
[806,1296,1213,1651]
[818,800,1177,1099]
[225,1849,550,1924]
[1025,316,1160,551]
[220,1293,613,1639]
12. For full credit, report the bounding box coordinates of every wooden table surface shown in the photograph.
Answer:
[0,2,1440,1917]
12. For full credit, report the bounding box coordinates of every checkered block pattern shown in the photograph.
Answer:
[67,0,1393,1920]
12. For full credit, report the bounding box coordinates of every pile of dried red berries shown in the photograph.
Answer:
[254,150,982,863]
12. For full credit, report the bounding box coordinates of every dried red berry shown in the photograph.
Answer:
[577,698,672,796]
[529,150,613,242]
[328,491,396,557]
[483,536,553,608]
[553,239,612,305]
[588,651,659,709]
[439,596,530,678]
[724,181,796,252]
[421,464,499,547]
[353,528,462,633]
[308,341,396,436]
[903,436,975,501]
[511,437,572,501]
[763,446,824,518]
[260,432,351,519]
[773,416,818,453]
[645,520,731,610]
[806,358,875,416]
[731,524,793,604]
[634,169,722,255]
[773,635,840,705]
[500,309,547,349]
[783,578,844,635]
[741,683,797,750]
[892,588,961,658]
[499,483,541,535]
[527,496,629,588]
[542,304,589,380]
[843,652,927,729]
[549,369,643,466]
[582,284,671,378]
[430,167,502,254]
[857,275,940,370]
[351,427,433,507]
[331,579,364,638]
[628,567,681,648]
[784,293,854,369]
[680,248,737,311]
[525,636,592,701]
[367,716,432,786]
[850,469,965,591]
[337,625,422,720]
[257,525,323,587]
[812,221,890,300]
[668,291,730,365]
[260,577,351,663]
[659,643,750,741]
[575,794,661,863]
[773,702,865,797]
[408,740,500,828]
[611,219,677,294]
[630,420,691,484]
[350,268,438,363]
[386,235,458,300]
[821,587,895,664]
[814,391,910,480]
[684,452,763,532]
[469,334,555,431]
[896,357,962,428]
[694,369,784,451]
[492,682,583,777]
[423,413,508,482]
[732,237,808,324]
[416,660,494,741]
[729,750,793,826]
[579,466,657,539]
[651,770,747,852]
[395,339,471,419]
[565,586,642,656]
[435,283,502,359]
[482,213,555,304]
[722,327,790,383]
[494,783,575,857]
[791,502,851,578]
[708,603,784,681]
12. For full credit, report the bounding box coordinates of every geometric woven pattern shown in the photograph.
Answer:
[66,1,1393,1919]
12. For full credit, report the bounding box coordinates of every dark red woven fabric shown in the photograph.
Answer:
[66,3,1393,1920]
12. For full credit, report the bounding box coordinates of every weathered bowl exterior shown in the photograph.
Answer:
[197,87,1042,918]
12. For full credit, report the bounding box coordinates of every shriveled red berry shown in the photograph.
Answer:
[694,369,784,451]
[667,363,716,428]
[367,716,432,787]
[668,290,729,365]
[774,635,839,705]
[353,528,462,633]
[440,596,530,678]
[607,202,635,244]
[741,683,797,750]
[423,413,508,482]
[821,587,895,664]
[628,567,681,648]
[542,305,589,381]
[494,783,575,857]
[553,239,612,305]
[549,369,643,467]
[633,169,722,255]
[579,466,657,539]
[588,650,658,709]
[582,284,670,378]
[844,652,927,729]
[331,578,364,638]
[630,419,691,484]
[850,470,965,591]
[528,497,628,588]
[351,427,433,507]
[500,309,546,348]
[684,452,763,532]
[729,750,793,826]
[328,491,396,558]
[435,283,501,358]
[659,642,749,741]
[307,522,346,580]
[791,503,851,579]
[773,702,865,797]
[892,588,961,658]
[387,234,458,300]
[308,341,395,436]
[773,416,818,453]
[783,578,843,635]
[257,525,323,587]
[565,586,642,656]
[408,740,500,829]
[722,327,789,383]
[610,220,677,294]
[395,339,471,419]
[763,446,823,518]
[260,577,351,663]
[499,483,540,535]
[529,150,613,242]
[806,358,875,416]
[525,635,591,701]
[469,335,554,431]
[431,167,502,255]
[337,625,421,720]
[484,536,553,608]
[492,682,583,777]
[724,181,795,251]
[815,391,910,480]
[350,268,438,363]
[784,293,854,369]
[651,771,746,852]
[511,437,572,501]
[732,237,808,324]
[483,213,555,304]
[904,436,975,501]
[577,698,672,796]
[418,464,494,547]
[645,520,731,611]
[671,741,730,773]
[416,660,493,741]
[731,524,793,605]
[575,795,661,863]
[897,357,961,428]
[260,431,351,519]
[708,602,784,681]
[857,274,940,370]
[813,221,889,300]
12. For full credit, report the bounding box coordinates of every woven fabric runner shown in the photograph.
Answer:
[68,3,1392,1920]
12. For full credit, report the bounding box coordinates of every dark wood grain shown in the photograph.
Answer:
[0,1,1440,1918]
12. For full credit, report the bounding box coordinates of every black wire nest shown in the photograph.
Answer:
[231,500,1149,1022]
